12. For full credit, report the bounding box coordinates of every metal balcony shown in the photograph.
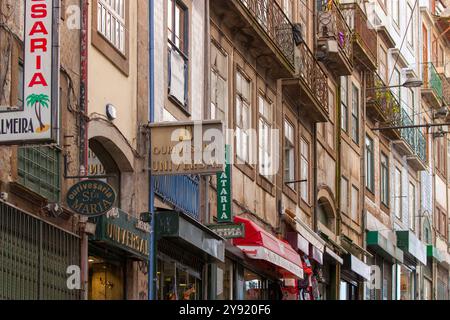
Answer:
[422,62,444,108]
[366,71,401,139]
[317,0,353,76]
[282,42,329,122]
[340,3,377,71]
[154,175,200,221]
[394,109,427,171]
[211,0,295,78]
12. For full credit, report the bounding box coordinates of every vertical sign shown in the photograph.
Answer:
[217,145,232,223]
[0,0,58,144]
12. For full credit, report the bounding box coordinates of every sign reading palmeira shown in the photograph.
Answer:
[148,120,225,175]
[0,0,59,144]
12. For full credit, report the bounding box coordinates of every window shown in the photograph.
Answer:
[211,43,228,121]
[258,95,273,179]
[381,153,389,207]
[392,0,399,28]
[351,185,359,222]
[407,2,414,48]
[18,146,61,202]
[392,68,401,102]
[97,0,126,52]
[438,45,444,68]
[436,137,446,176]
[447,140,450,184]
[341,177,349,215]
[300,139,310,203]
[18,62,24,108]
[408,182,415,231]
[406,88,414,120]
[351,84,359,144]
[379,45,388,83]
[236,71,251,163]
[168,0,188,107]
[365,135,375,192]
[327,87,336,150]
[341,77,348,132]
[284,120,295,184]
[394,167,402,219]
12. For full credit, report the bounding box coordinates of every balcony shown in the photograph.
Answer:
[154,175,200,220]
[340,3,377,71]
[282,42,329,122]
[407,130,427,171]
[211,0,295,78]
[316,0,353,76]
[393,109,427,171]
[422,62,444,108]
[366,72,401,139]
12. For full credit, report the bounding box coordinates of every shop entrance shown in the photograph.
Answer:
[157,255,202,300]
[88,253,126,300]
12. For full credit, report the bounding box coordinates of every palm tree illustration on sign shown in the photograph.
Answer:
[26,93,50,133]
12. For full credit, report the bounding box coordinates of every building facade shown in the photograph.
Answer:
[1,0,450,300]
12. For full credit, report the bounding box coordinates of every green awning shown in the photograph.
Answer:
[366,231,403,263]
[396,231,427,265]
[427,245,445,263]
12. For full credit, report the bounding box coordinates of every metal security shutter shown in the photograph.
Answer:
[0,202,80,300]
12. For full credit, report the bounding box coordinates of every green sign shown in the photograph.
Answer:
[91,209,149,259]
[208,223,245,239]
[217,145,232,223]
[66,179,116,217]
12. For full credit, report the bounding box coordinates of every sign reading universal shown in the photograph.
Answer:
[0,0,59,144]
[148,120,225,175]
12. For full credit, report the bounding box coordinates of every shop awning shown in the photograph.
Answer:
[396,231,427,265]
[233,216,304,279]
[325,247,344,265]
[343,254,371,281]
[155,210,225,262]
[427,245,445,263]
[367,231,403,263]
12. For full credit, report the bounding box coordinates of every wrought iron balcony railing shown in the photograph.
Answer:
[416,131,427,164]
[340,3,377,65]
[366,71,401,123]
[423,62,443,100]
[400,109,415,151]
[239,0,295,67]
[154,175,200,220]
[317,0,353,63]
[297,41,329,112]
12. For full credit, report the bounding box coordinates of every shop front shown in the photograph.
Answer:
[396,231,427,300]
[88,209,150,300]
[155,210,225,300]
[366,231,404,300]
[427,245,449,300]
[340,254,371,300]
[0,201,81,300]
[287,218,327,300]
[231,216,305,300]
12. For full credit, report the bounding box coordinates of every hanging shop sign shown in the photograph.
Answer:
[66,180,116,217]
[0,0,59,144]
[217,144,232,223]
[208,223,245,239]
[148,120,224,175]
[91,209,150,259]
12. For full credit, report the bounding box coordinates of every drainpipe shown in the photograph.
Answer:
[148,0,157,301]
[79,0,89,301]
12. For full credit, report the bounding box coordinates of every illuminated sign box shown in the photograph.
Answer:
[0,0,59,144]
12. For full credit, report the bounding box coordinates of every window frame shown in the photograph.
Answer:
[340,77,348,133]
[235,69,252,165]
[351,83,360,144]
[380,152,390,207]
[300,137,310,204]
[365,135,375,193]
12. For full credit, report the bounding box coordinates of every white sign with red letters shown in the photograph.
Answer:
[0,0,58,144]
